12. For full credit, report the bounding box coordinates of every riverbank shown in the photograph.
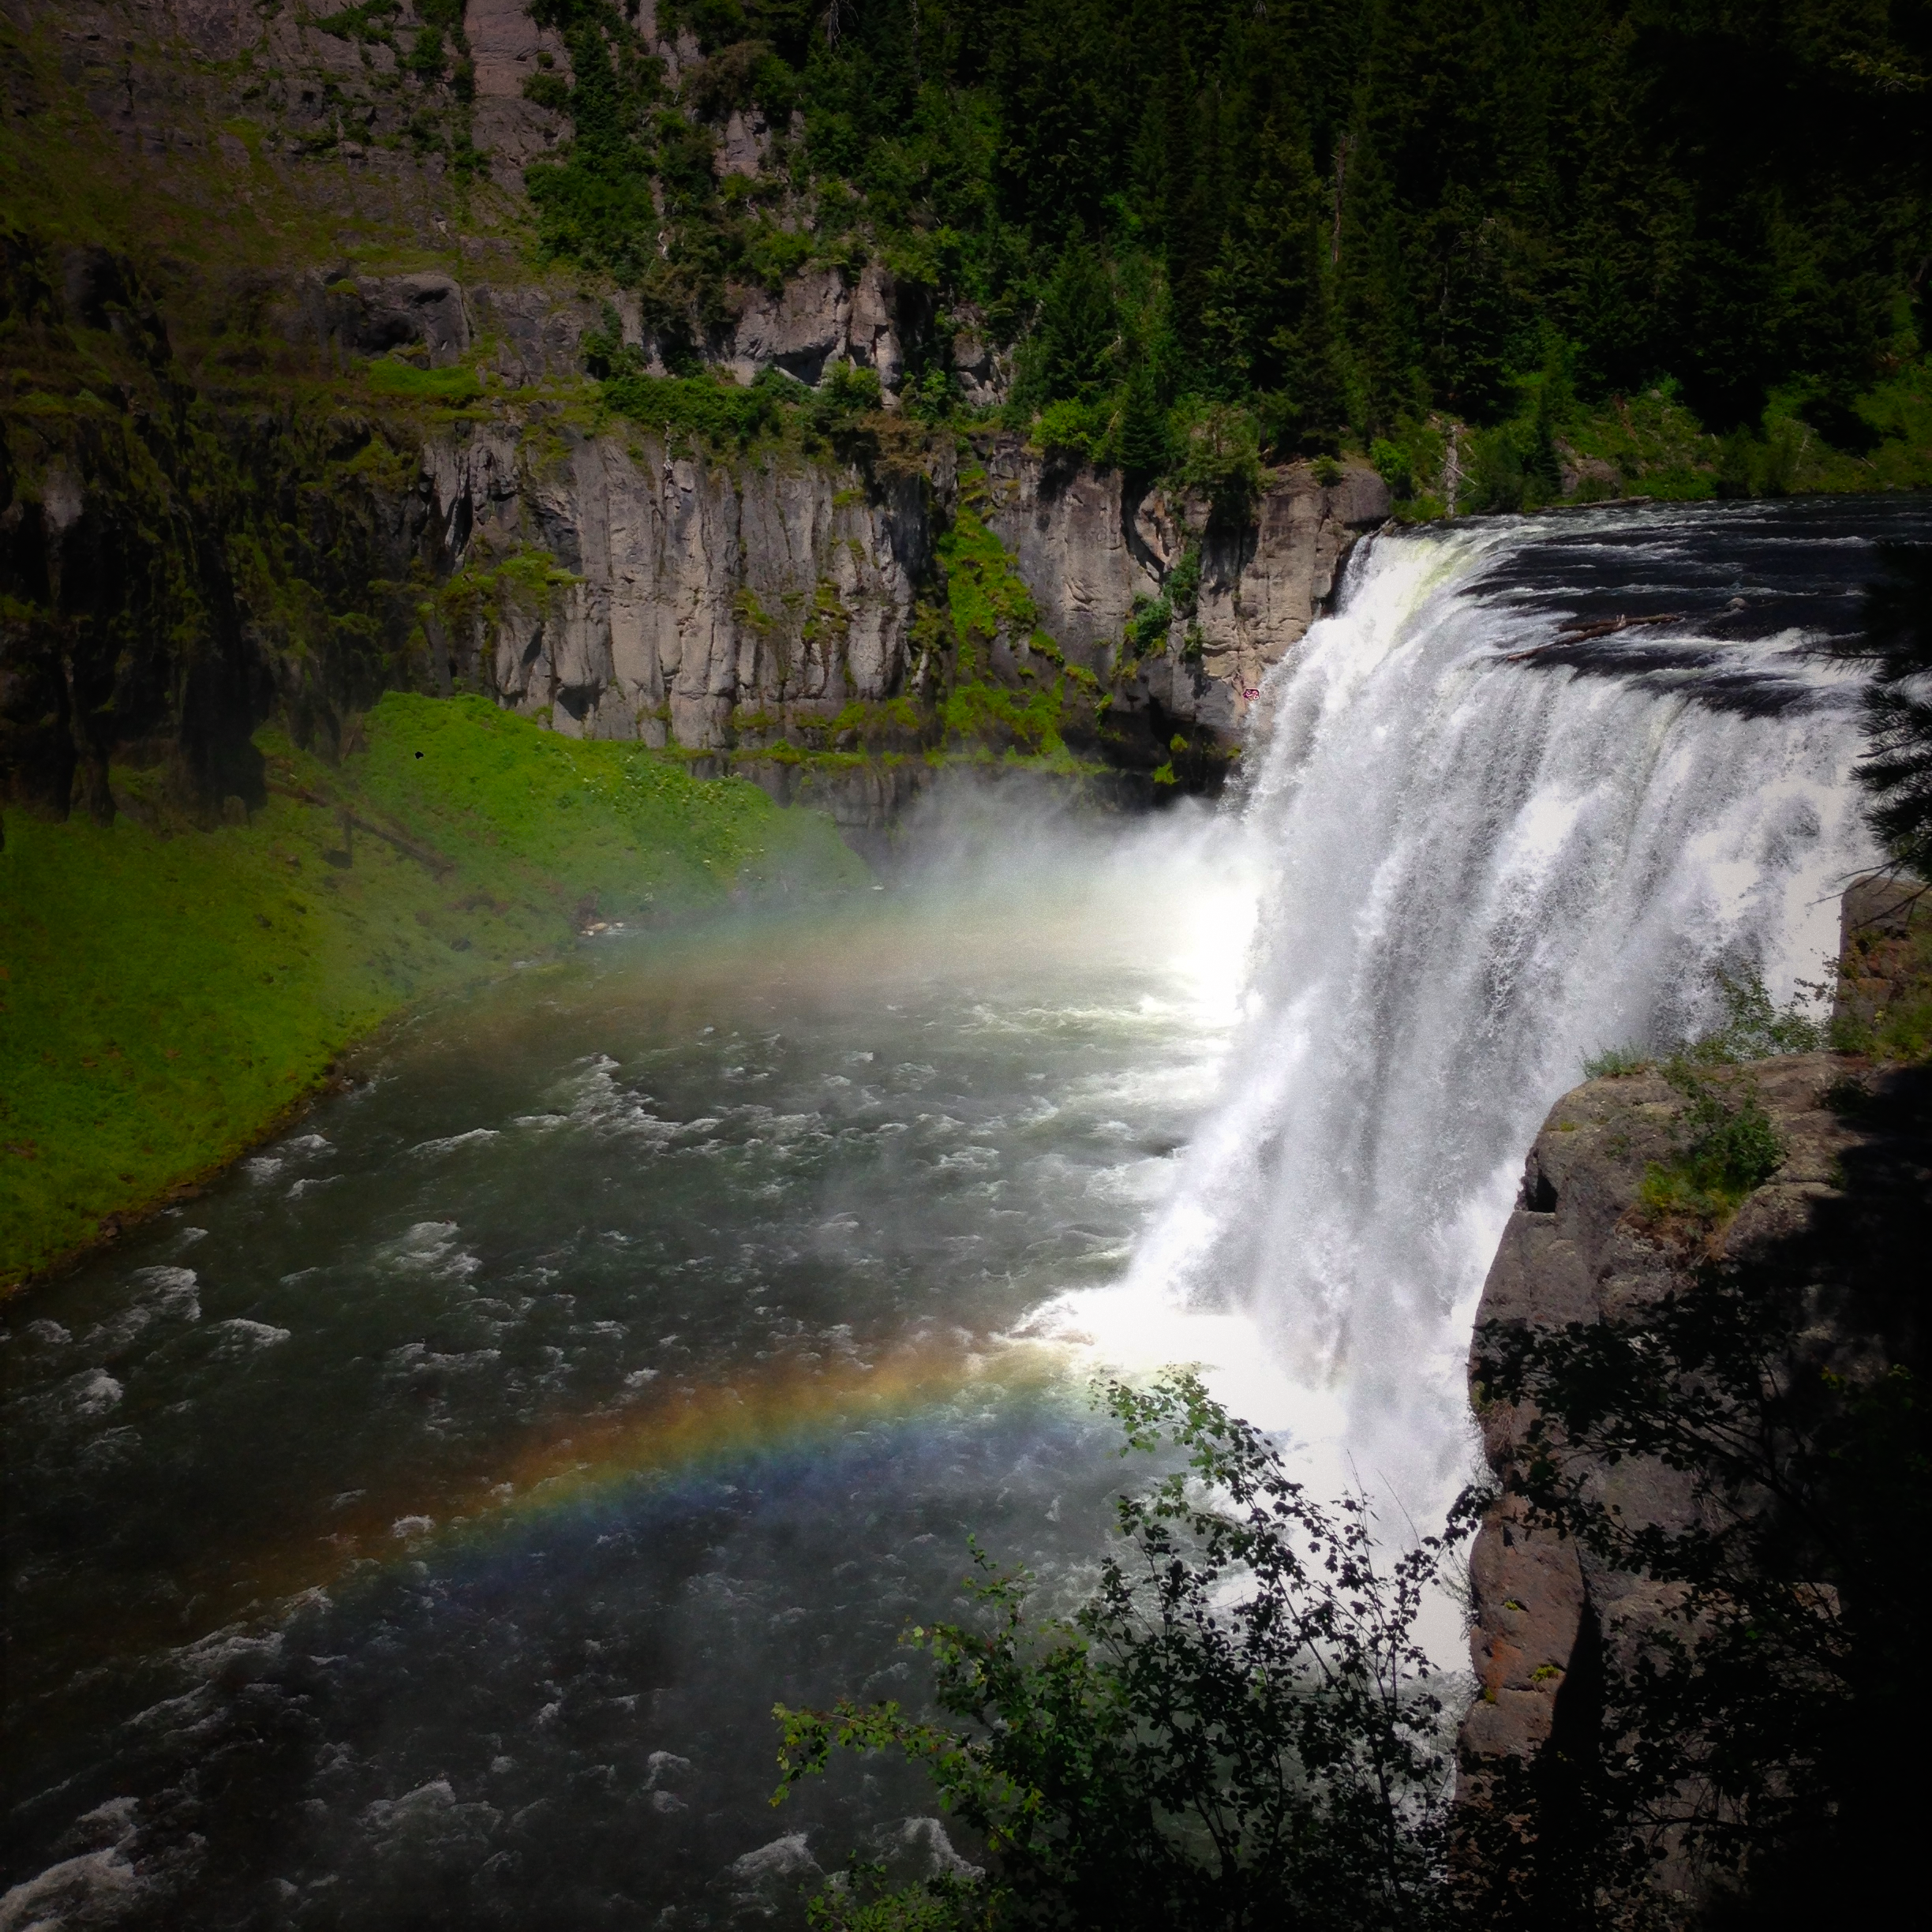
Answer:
[0,692,864,1290]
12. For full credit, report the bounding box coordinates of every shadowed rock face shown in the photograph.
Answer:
[417,426,935,751]
[326,273,471,365]
[0,214,1386,821]
[977,448,1391,743]
[1456,885,1932,1919]
[1462,1054,1861,1768]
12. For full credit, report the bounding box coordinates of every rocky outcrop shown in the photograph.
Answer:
[978,450,1391,744]
[432,427,1387,762]
[1462,1054,1860,1766]
[417,424,1387,752]
[0,2,1388,826]
[323,271,473,365]
[1,200,1390,837]
[1129,464,1389,742]
[6,0,560,223]
[1456,882,1932,1918]
[712,261,921,396]
[466,0,571,167]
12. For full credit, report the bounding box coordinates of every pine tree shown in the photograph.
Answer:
[1029,246,1118,406]
[1200,111,1346,450]
[1113,358,1172,476]
[1159,21,1213,376]
[1831,546,1932,882]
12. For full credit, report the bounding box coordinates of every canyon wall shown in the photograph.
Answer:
[424,410,1387,755]
[0,0,1392,836]
[417,419,941,751]
[976,444,1390,744]
[1,232,1389,828]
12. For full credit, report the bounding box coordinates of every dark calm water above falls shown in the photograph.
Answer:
[7,496,1930,1929]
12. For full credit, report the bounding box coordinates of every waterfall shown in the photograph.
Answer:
[1050,510,1877,1529]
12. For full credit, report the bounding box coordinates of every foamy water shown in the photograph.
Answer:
[1050,502,1892,1547]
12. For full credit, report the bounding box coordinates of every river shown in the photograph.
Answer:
[5,496,1926,1929]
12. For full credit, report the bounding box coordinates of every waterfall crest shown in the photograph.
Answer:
[1066,508,1878,1518]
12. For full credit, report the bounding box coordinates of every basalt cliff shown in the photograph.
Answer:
[0,0,1387,848]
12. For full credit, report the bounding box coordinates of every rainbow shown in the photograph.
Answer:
[151,1332,1093,1654]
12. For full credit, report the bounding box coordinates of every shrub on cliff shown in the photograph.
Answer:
[774,1374,1469,1932]
[1636,1070,1786,1222]
[1177,404,1265,530]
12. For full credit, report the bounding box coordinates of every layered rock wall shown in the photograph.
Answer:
[976,449,1389,743]
[0,2,1391,829]
[421,425,1386,755]
[2,213,1387,826]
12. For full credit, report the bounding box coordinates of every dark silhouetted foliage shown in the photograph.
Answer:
[1832,545,1932,880]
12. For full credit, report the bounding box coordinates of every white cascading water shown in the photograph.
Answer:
[1049,515,1874,1539]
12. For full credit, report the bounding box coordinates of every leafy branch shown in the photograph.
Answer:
[775,1373,1474,1932]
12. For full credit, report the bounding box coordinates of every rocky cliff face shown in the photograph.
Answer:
[12,0,568,186]
[1,234,1388,832]
[427,415,1387,756]
[0,0,1391,837]
[418,421,938,751]
[1463,1054,1858,1759]
[975,447,1389,743]
[1456,878,1932,1918]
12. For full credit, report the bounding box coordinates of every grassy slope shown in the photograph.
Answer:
[0,694,864,1287]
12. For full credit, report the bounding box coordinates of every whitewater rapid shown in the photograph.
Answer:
[1047,509,1878,1530]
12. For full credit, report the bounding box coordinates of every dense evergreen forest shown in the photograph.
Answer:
[522,0,1932,503]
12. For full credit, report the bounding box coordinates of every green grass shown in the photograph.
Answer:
[1638,1077,1787,1225]
[1582,1044,1653,1080]
[602,368,794,451]
[0,693,863,1286]
[364,359,483,406]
